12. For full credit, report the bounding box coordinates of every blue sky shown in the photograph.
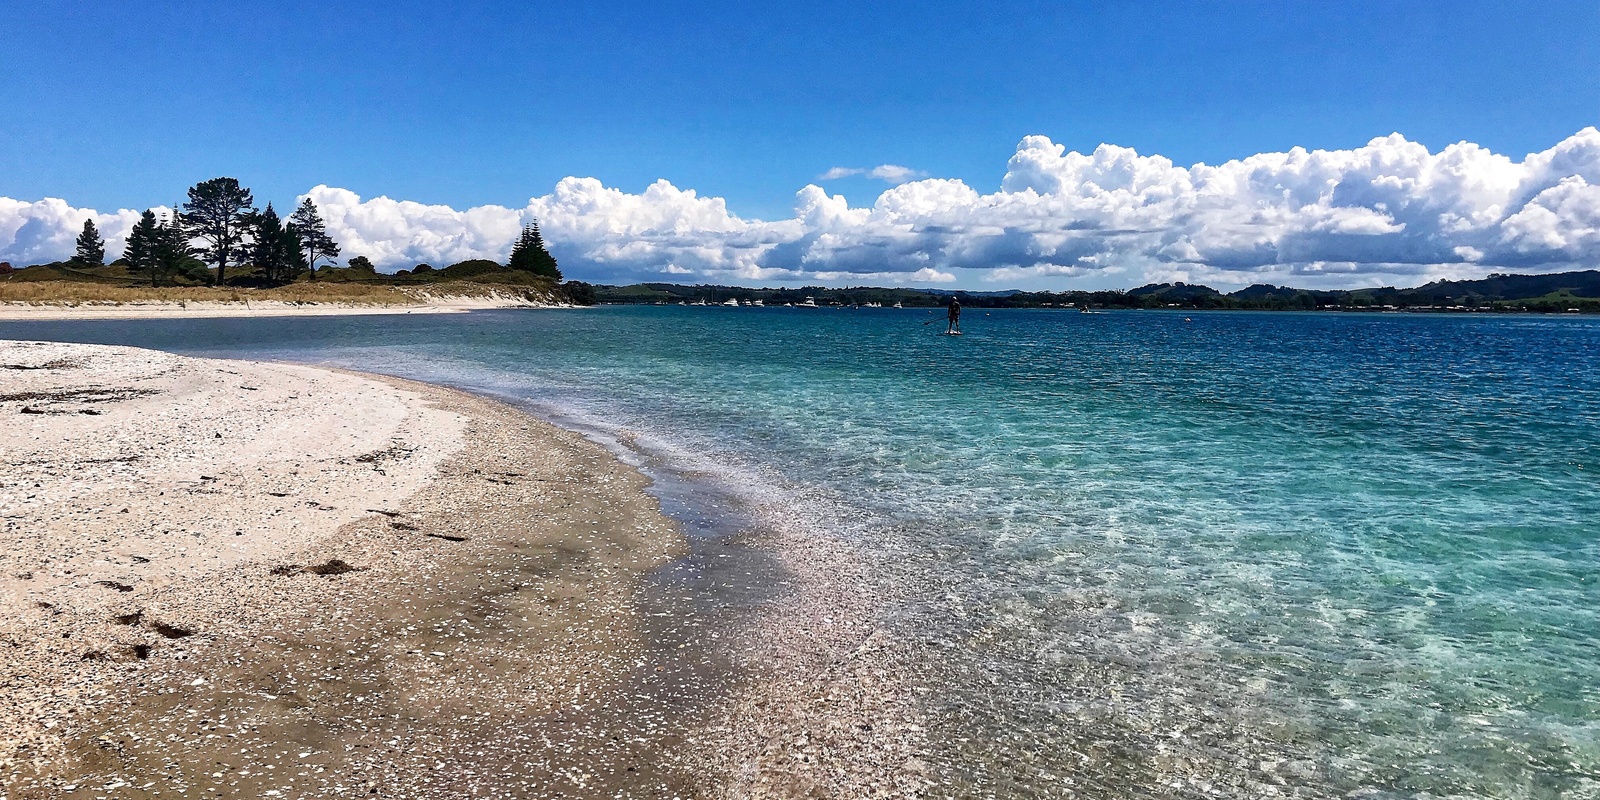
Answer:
[3,1,1599,288]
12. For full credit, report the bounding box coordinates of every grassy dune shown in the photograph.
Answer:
[0,280,554,306]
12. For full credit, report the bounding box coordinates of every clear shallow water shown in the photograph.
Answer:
[6,307,1599,797]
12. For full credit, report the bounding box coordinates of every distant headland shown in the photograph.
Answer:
[589,270,1600,313]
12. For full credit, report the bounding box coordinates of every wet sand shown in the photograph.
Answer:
[0,341,927,798]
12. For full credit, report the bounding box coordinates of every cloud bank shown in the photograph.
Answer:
[7,129,1600,288]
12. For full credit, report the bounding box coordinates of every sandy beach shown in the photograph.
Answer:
[0,340,926,798]
[0,295,549,321]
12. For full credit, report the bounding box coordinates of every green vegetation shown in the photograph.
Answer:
[72,219,105,267]
[591,271,1600,313]
[0,279,555,307]
[508,222,562,280]
[5,176,593,305]
[122,209,207,287]
[288,197,339,280]
[182,177,253,285]
[245,204,305,285]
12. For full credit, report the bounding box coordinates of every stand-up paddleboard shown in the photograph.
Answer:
[941,330,964,336]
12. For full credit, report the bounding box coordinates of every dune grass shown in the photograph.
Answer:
[0,280,552,306]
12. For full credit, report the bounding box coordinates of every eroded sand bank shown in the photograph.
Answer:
[0,341,927,798]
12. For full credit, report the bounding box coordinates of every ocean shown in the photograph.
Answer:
[6,306,1598,798]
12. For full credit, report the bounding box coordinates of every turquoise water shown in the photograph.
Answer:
[6,307,1599,797]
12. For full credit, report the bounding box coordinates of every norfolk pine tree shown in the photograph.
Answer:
[182,178,254,285]
[507,224,537,271]
[528,221,561,279]
[153,209,198,286]
[123,211,160,285]
[508,221,561,280]
[73,219,105,266]
[288,198,339,280]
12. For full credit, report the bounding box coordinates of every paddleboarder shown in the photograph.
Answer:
[946,297,962,334]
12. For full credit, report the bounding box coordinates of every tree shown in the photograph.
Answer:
[153,210,200,286]
[123,211,160,284]
[508,221,561,280]
[288,198,339,280]
[182,178,254,285]
[73,219,105,267]
[280,224,306,284]
[126,210,200,286]
[347,255,376,273]
[248,204,306,285]
[560,280,597,305]
[507,225,536,272]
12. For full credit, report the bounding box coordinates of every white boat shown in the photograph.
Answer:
[750,299,764,306]
[799,297,818,308]
[691,299,707,306]
[893,301,902,308]
[723,298,739,306]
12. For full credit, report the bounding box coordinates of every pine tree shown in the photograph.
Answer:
[288,198,339,280]
[248,204,306,286]
[250,204,283,284]
[182,178,254,285]
[281,222,306,283]
[73,219,105,267]
[507,224,532,271]
[123,211,160,285]
[153,209,197,286]
[507,221,561,280]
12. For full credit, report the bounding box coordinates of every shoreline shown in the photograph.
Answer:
[0,341,927,797]
[0,297,557,321]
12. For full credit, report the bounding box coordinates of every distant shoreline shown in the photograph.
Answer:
[597,301,1599,314]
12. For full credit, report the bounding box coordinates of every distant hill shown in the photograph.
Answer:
[1393,270,1600,304]
[1128,282,1225,302]
[13,258,1597,313]
[590,269,1600,313]
[1229,284,1302,301]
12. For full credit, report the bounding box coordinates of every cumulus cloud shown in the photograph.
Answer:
[818,164,927,184]
[0,198,145,266]
[7,129,1600,287]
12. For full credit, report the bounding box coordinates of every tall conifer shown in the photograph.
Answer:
[249,204,305,285]
[288,198,338,280]
[124,211,160,285]
[507,221,561,280]
[73,219,105,266]
[528,221,561,279]
[153,209,197,285]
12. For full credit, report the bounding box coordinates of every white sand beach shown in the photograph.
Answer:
[0,294,550,321]
[0,341,926,798]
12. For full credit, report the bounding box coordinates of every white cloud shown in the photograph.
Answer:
[7,129,1600,288]
[818,164,927,185]
[0,198,146,266]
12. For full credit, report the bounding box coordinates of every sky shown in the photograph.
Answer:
[2,0,1598,289]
